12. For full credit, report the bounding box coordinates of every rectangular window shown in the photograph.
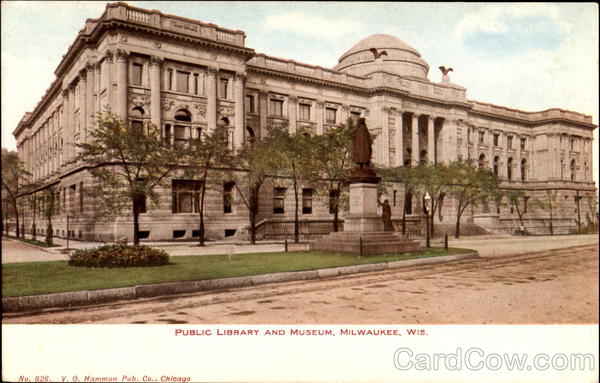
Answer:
[223,182,235,214]
[479,131,485,144]
[219,78,229,99]
[69,185,76,215]
[507,136,513,148]
[172,180,202,213]
[273,187,286,214]
[177,71,189,93]
[167,69,173,91]
[350,111,361,123]
[174,125,187,148]
[270,99,283,117]
[520,138,526,150]
[245,95,255,113]
[326,108,337,124]
[131,120,144,135]
[570,138,575,151]
[79,182,84,214]
[329,190,338,214]
[193,74,199,95]
[493,134,499,146]
[302,188,313,214]
[132,63,143,86]
[164,125,172,146]
[299,103,311,121]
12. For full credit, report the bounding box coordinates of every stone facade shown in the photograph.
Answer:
[13,3,597,241]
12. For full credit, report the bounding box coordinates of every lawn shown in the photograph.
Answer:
[3,247,472,297]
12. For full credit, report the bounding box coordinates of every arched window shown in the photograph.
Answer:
[493,156,499,176]
[174,109,191,122]
[478,154,486,169]
[246,127,255,144]
[570,159,576,181]
[521,159,527,181]
[130,107,145,134]
[507,157,513,180]
[173,109,191,148]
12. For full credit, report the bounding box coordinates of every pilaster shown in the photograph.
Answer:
[206,66,218,131]
[149,56,162,129]
[233,71,246,149]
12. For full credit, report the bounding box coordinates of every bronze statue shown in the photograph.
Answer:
[349,117,379,184]
[353,118,372,168]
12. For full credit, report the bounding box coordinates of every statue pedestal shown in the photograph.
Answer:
[344,183,384,232]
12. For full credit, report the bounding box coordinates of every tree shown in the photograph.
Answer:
[447,159,501,238]
[414,162,451,238]
[181,127,233,246]
[76,112,178,245]
[231,132,280,244]
[534,190,558,235]
[311,120,354,232]
[1,149,31,238]
[269,125,320,243]
[505,189,528,230]
[42,187,60,245]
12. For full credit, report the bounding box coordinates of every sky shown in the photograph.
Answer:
[1,1,598,186]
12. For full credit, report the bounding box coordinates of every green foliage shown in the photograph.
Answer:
[68,244,169,268]
[76,112,179,244]
[1,149,33,238]
[231,131,282,243]
[446,159,501,238]
[180,127,233,245]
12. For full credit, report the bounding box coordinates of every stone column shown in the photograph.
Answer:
[115,49,128,121]
[78,69,87,153]
[94,63,101,115]
[463,122,470,159]
[258,90,268,139]
[206,66,218,131]
[66,86,75,163]
[85,64,95,141]
[381,107,390,167]
[149,56,162,130]
[515,134,522,181]
[233,72,245,149]
[395,110,403,167]
[288,96,297,134]
[411,113,419,166]
[427,116,435,163]
[316,101,324,135]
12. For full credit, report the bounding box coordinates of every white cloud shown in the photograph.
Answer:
[263,11,365,39]
[453,3,569,43]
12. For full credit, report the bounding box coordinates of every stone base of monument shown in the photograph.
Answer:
[309,231,421,256]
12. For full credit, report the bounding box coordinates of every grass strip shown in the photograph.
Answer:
[3,247,472,297]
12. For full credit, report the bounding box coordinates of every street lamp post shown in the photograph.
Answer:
[424,192,431,248]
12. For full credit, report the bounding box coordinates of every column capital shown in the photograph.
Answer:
[316,100,325,108]
[234,71,247,81]
[288,95,298,103]
[86,62,96,73]
[114,49,128,62]
[78,68,87,81]
[206,66,219,77]
[149,55,163,67]
[104,50,114,62]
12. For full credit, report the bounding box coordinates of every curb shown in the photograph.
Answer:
[2,252,479,313]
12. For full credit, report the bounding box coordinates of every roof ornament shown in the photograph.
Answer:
[439,66,453,83]
[369,48,388,60]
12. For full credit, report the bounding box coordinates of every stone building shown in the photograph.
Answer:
[13,2,597,241]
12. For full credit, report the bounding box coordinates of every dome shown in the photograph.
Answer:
[334,34,429,79]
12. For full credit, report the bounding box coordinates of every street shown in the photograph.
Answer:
[3,243,597,324]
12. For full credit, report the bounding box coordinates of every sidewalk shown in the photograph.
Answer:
[3,231,597,263]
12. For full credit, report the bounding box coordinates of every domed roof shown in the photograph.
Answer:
[334,34,429,79]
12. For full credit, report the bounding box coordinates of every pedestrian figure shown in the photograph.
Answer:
[378,199,395,232]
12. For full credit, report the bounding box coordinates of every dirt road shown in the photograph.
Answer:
[4,244,597,324]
